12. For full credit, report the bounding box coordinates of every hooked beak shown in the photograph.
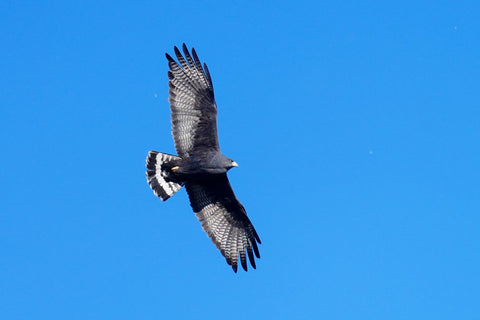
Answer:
[231,161,239,167]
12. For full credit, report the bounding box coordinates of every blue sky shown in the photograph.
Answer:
[1,1,479,319]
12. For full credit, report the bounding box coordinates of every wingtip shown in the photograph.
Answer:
[182,43,188,57]
[165,52,174,62]
[247,245,256,269]
[255,230,262,244]
[240,254,248,272]
[173,46,182,61]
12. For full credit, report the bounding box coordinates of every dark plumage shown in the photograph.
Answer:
[146,44,261,272]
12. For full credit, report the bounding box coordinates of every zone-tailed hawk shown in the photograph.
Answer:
[146,44,261,272]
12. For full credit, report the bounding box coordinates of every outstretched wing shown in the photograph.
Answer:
[166,43,219,158]
[185,174,261,272]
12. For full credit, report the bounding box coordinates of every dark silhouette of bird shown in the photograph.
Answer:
[146,44,261,272]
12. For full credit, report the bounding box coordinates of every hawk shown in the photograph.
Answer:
[146,44,261,272]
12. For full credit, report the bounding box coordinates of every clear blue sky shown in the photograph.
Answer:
[1,1,479,319]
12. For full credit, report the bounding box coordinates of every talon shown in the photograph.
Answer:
[171,166,179,172]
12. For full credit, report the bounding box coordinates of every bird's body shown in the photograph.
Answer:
[146,44,261,272]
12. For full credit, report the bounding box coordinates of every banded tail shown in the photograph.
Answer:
[146,151,184,201]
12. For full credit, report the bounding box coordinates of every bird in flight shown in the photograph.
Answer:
[146,44,261,272]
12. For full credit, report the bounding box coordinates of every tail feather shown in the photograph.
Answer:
[146,151,183,201]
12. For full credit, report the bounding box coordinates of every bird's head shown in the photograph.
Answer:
[211,153,239,172]
[229,159,239,169]
[221,156,238,171]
